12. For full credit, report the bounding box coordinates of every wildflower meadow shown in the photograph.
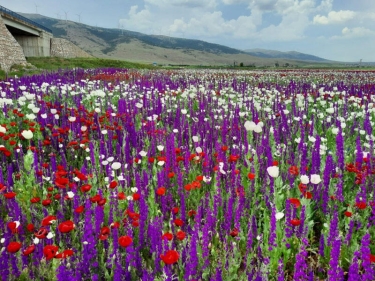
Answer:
[0,68,375,280]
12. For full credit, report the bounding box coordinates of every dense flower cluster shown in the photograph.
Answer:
[0,68,374,280]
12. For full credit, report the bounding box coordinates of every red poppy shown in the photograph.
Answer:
[7,221,19,234]
[289,166,299,176]
[160,250,179,265]
[230,228,239,237]
[30,197,41,203]
[172,207,179,214]
[272,160,279,166]
[184,184,192,191]
[168,172,175,179]
[80,184,92,193]
[110,221,120,229]
[4,192,16,199]
[356,201,367,209]
[26,223,35,232]
[188,210,196,217]
[42,199,52,206]
[133,193,141,201]
[75,205,85,214]
[118,192,126,200]
[344,211,352,217]
[248,173,255,180]
[156,187,166,196]
[176,230,186,241]
[55,177,69,188]
[118,236,133,248]
[34,227,48,239]
[0,183,5,193]
[109,181,118,189]
[90,194,101,203]
[75,172,88,181]
[99,226,111,240]
[7,241,21,253]
[22,244,36,256]
[228,155,239,163]
[303,192,313,199]
[55,249,74,259]
[289,198,301,208]
[196,175,203,181]
[290,218,301,226]
[221,145,228,152]
[174,218,184,227]
[162,232,173,241]
[370,254,375,263]
[41,215,57,226]
[43,245,59,260]
[58,220,75,233]
[98,198,107,206]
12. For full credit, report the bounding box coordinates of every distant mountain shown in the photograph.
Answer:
[243,48,329,62]
[19,13,334,66]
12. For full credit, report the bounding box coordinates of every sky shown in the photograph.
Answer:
[2,0,375,62]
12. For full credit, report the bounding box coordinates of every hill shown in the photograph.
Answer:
[20,13,335,67]
[243,48,329,62]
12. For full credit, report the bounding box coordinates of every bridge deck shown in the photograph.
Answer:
[0,5,52,34]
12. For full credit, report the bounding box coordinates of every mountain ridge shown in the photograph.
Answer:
[243,48,329,62]
[19,13,334,66]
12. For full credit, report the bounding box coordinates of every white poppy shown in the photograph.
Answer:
[244,121,256,131]
[111,162,121,170]
[267,166,279,178]
[21,130,33,139]
[275,212,284,221]
[300,175,310,184]
[67,191,75,198]
[310,174,322,184]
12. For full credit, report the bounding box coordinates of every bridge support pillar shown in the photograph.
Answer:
[14,30,53,57]
[0,14,27,72]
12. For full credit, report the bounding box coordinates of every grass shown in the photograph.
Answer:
[0,57,156,80]
[1,57,374,81]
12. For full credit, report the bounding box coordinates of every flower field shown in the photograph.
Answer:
[0,68,375,280]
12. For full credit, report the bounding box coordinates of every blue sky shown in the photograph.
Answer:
[3,0,375,62]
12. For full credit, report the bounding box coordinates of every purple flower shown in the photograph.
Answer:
[327,238,343,280]
[293,238,309,281]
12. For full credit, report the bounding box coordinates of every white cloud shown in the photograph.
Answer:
[222,0,248,4]
[331,27,375,39]
[117,0,374,61]
[120,0,320,41]
[145,0,217,8]
[255,12,309,41]
[313,10,356,25]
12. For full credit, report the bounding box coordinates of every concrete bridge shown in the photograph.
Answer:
[0,5,53,57]
[0,5,91,72]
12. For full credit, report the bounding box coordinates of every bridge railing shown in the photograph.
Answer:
[0,5,52,34]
